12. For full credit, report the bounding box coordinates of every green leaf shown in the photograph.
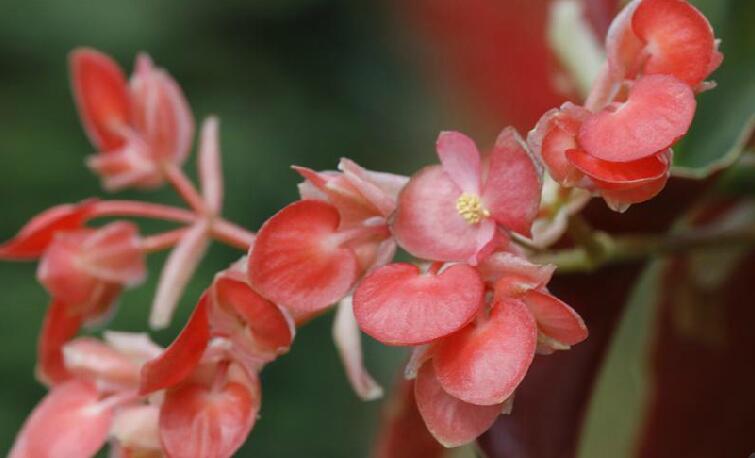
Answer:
[577,261,662,458]
[671,0,755,177]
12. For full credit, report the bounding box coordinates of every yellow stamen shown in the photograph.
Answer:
[456,193,490,224]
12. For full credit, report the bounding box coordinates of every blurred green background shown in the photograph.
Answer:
[0,0,752,456]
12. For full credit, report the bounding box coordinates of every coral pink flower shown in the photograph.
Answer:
[140,296,264,458]
[606,0,722,88]
[139,272,287,458]
[70,48,194,191]
[530,75,694,211]
[11,332,163,458]
[37,221,146,312]
[357,245,586,447]
[392,128,541,264]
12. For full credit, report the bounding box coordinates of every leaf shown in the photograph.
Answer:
[577,261,662,458]
[671,0,755,177]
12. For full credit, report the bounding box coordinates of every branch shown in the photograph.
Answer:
[532,223,755,273]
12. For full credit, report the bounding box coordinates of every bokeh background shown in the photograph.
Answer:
[0,0,752,456]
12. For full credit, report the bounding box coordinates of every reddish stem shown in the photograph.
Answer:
[91,200,196,223]
[140,228,190,253]
[163,164,207,215]
[211,219,256,250]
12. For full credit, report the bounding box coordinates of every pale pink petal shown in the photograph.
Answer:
[129,53,194,166]
[521,290,588,347]
[10,380,114,458]
[433,298,538,406]
[482,127,542,236]
[63,338,141,390]
[605,0,642,81]
[332,296,383,401]
[353,263,484,346]
[198,117,223,215]
[339,158,403,217]
[415,363,503,448]
[103,331,163,365]
[111,404,161,450]
[436,131,481,194]
[392,165,484,262]
[149,222,210,329]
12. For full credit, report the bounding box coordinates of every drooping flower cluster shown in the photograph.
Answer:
[2,0,721,455]
[529,0,722,212]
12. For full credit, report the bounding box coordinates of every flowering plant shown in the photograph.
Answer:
[3,1,752,457]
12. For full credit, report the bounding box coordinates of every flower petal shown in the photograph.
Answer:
[478,250,555,289]
[248,200,360,315]
[129,53,194,166]
[159,367,260,458]
[69,48,130,152]
[0,200,97,260]
[436,131,481,194]
[392,166,483,262]
[565,148,668,185]
[111,404,161,450]
[482,127,542,236]
[140,293,211,395]
[578,74,695,162]
[9,380,113,458]
[527,103,588,186]
[433,298,537,406]
[521,290,588,347]
[415,363,503,448]
[354,263,484,346]
[198,117,223,215]
[37,300,83,385]
[63,337,141,390]
[332,296,383,401]
[599,172,670,211]
[632,0,718,86]
[149,222,210,329]
[213,274,294,356]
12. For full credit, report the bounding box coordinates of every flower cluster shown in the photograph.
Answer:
[2,0,721,455]
[529,0,722,212]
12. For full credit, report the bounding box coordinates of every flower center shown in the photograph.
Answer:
[456,193,489,224]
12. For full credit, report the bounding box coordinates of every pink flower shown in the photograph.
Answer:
[139,270,291,458]
[10,332,163,458]
[70,48,194,191]
[392,128,541,264]
[354,246,587,446]
[248,160,406,319]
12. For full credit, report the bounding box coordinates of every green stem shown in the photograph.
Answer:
[532,223,755,273]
